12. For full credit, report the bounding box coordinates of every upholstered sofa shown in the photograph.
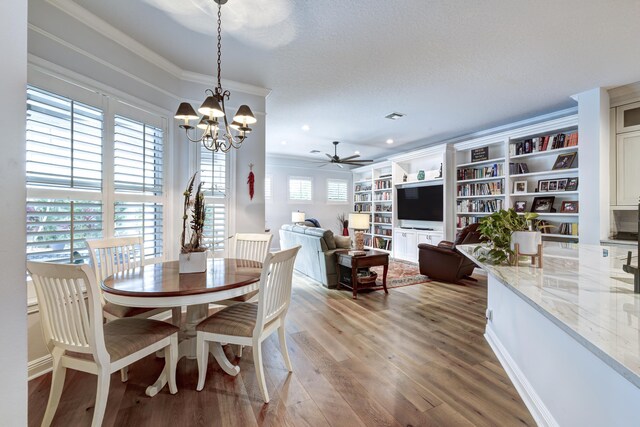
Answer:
[279,224,350,288]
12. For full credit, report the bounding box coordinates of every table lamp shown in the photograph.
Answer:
[348,213,370,251]
[291,211,306,224]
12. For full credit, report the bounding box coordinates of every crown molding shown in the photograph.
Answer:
[608,81,640,107]
[45,0,271,98]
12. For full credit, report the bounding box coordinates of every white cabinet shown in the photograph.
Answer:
[394,229,417,262]
[417,231,444,247]
[616,130,640,206]
[616,101,640,134]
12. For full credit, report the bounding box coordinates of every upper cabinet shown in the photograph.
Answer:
[617,101,640,134]
[616,131,640,206]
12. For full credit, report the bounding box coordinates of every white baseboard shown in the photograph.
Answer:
[28,355,52,380]
[484,327,558,427]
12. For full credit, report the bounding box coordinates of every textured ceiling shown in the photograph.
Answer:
[69,0,640,160]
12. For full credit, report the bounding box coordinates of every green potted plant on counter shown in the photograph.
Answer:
[473,208,543,265]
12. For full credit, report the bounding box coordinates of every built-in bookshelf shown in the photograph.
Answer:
[352,163,393,252]
[454,140,506,230]
[508,127,580,241]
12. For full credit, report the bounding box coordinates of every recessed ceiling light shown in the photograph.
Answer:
[386,139,394,144]
[385,112,405,120]
[281,140,287,145]
[302,124,310,131]
[355,150,360,155]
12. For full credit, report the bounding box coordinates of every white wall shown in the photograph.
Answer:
[0,0,28,422]
[266,155,353,249]
[575,87,610,244]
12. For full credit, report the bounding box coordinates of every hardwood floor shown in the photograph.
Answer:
[28,272,535,426]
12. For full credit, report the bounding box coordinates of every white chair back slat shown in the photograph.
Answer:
[232,233,273,263]
[255,246,300,332]
[27,262,107,359]
[86,237,145,308]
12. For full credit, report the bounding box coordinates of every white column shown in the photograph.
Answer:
[0,0,27,422]
[575,88,610,244]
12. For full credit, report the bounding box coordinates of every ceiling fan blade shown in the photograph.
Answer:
[317,163,329,167]
[325,153,333,160]
[344,159,374,163]
[339,154,360,162]
[336,163,344,168]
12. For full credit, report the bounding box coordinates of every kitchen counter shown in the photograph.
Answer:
[458,242,640,427]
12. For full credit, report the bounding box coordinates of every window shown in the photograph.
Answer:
[200,146,230,254]
[26,86,104,263]
[327,179,348,203]
[265,175,272,200]
[25,85,167,264]
[289,176,313,201]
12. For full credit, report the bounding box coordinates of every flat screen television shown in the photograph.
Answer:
[397,184,443,221]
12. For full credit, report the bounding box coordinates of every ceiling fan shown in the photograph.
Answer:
[317,141,374,168]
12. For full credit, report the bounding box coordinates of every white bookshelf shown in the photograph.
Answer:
[508,124,580,240]
[352,162,393,252]
[454,139,506,230]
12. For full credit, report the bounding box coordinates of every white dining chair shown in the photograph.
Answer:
[231,233,273,263]
[87,237,180,320]
[87,237,181,381]
[195,245,300,403]
[27,261,179,427]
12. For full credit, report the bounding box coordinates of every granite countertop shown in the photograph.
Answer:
[458,242,640,388]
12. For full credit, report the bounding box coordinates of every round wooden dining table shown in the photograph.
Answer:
[101,258,262,397]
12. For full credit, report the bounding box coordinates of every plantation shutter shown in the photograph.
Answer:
[114,116,164,194]
[114,202,163,258]
[289,177,313,201]
[265,176,272,200]
[26,87,103,190]
[200,146,226,197]
[327,179,348,203]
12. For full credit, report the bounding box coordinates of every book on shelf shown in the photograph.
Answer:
[557,222,579,236]
[348,250,366,257]
[456,198,503,213]
[509,162,529,175]
[457,181,503,196]
[457,216,481,228]
[510,132,578,156]
[457,163,504,180]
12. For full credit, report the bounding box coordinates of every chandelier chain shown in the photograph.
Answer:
[216,2,222,91]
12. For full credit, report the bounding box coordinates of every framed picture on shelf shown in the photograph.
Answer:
[548,180,558,191]
[513,180,527,194]
[552,152,577,170]
[560,201,579,213]
[514,201,527,212]
[565,177,579,191]
[557,178,569,191]
[531,196,555,213]
[471,146,489,162]
[538,180,549,192]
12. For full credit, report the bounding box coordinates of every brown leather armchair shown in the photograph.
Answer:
[418,223,483,283]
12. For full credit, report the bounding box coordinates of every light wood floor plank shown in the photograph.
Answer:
[28,271,535,426]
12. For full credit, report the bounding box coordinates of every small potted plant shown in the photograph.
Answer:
[179,172,207,274]
[473,208,545,266]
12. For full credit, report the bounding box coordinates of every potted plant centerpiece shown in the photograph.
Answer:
[179,172,207,274]
[473,208,545,266]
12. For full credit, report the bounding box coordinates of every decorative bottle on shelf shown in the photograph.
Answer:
[417,170,425,180]
[403,173,407,182]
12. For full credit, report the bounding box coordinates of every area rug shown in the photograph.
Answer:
[369,259,431,289]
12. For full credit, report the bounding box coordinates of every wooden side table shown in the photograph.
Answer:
[336,250,389,299]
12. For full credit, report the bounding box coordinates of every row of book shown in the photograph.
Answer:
[375,204,392,212]
[374,180,392,190]
[363,236,392,251]
[556,222,579,236]
[373,214,392,224]
[354,184,371,192]
[510,132,578,156]
[509,162,530,175]
[374,227,392,236]
[354,194,371,202]
[354,204,371,213]
[374,192,391,201]
[457,181,503,197]
[456,216,481,229]
[456,199,504,213]
[457,163,504,181]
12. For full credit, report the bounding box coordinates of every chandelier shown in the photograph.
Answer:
[174,0,256,153]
